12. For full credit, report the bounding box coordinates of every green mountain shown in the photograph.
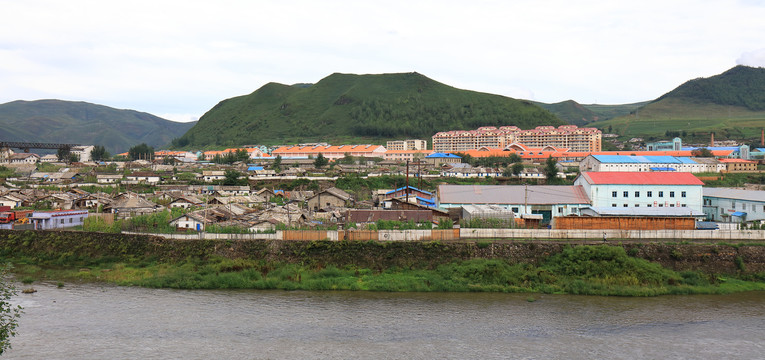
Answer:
[532,100,649,126]
[0,100,195,154]
[175,72,564,147]
[590,65,765,142]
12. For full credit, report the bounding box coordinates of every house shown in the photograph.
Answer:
[307,187,353,211]
[437,184,591,223]
[425,152,461,166]
[719,158,757,172]
[103,193,163,218]
[169,212,207,231]
[202,171,226,182]
[247,218,281,232]
[97,174,123,184]
[384,186,433,201]
[703,187,765,223]
[388,198,450,223]
[29,209,88,230]
[8,153,40,164]
[574,172,704,213]
[124,172,162,185]
[169,195,204,209]
[73,193,113,210]
[71,145,95,162]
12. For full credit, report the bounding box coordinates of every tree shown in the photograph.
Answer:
[508,153,522,164]
[692,147,714,157]
[313,153,328,168]
[339,152,355,165]
[89,145,110,161]
[0,264,22,354]
[272,155,282,172]
[223,169,244,186]
[68,153,80,164]
[128,143,155,161]
[511,162,524,176]
[543,156,558,182]
[56,145,71,162]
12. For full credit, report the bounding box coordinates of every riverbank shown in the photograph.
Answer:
[3,230,765,296]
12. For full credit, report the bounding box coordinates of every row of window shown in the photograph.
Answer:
[612,203,688,208]
[612,191,686,198]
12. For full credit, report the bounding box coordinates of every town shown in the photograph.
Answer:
[0,124,764,240]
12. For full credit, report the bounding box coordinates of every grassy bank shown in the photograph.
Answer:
[9,245,765,296]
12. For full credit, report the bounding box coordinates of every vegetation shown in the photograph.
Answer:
[313,153,328,168]
[0,264,21,355]
[0,99,193,154]
[591,66,765,142]
[89,145,110,161]
[128,143,155,161]
[172,72,563,147]
[6,240,765,296]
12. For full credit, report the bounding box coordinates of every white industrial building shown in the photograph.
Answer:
[574,172,704,213]
[703,188,765,223]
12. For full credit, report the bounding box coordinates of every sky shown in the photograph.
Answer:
[2,0,765,123]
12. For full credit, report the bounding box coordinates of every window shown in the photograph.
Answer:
[681,191,686,198]
[732,202,736,210]
[659,191,664,198]
[647,191,653,197]
[612,191,617,198]
[659,204,664,207]
[558,207,563,214]
[623,191,629,198]
[670,204,675,207]
[669,191,675,198]
[635,191,640,198]
[512,207,519,213]
[742,204,747,210]
[647,204,652,207]
[681,204,687,207]
[612,203,617,207]
[623,204,628,207]
[635,204,640,207]
[60,219,64,224]
[69,218,73,223]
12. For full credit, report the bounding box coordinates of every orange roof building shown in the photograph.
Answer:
[271,145,387,160]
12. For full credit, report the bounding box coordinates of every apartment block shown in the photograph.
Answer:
[432,125,601,152]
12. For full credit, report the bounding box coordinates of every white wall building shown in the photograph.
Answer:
[574,172,704,213]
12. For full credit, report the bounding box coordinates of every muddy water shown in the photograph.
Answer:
[7,283,765,359]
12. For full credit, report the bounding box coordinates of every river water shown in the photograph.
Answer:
[6,282,765,359]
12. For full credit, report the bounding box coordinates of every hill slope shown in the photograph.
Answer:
[175,72,564,147]
[590,66,765,142]
[0,100,195,154]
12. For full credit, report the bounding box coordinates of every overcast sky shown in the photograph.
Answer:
[2,0,765,123]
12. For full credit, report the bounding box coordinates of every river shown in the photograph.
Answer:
[6,282,765,359]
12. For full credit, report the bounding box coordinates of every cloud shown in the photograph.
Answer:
[737,49,765,67]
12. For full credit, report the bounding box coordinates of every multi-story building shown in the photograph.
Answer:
[432,125,600,152]
[579,155,726,173]
[386,139,427,151]
[574,172,703,212]
[271,144,387,160]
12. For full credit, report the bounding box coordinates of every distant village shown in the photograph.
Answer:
[1,124,765,235]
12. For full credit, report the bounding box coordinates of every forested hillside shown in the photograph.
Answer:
[174,72,564,147]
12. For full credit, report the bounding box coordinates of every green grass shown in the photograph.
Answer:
[9,246,765,296]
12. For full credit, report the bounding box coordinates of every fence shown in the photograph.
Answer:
[123,228,765,241]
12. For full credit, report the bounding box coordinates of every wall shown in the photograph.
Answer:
[554,216,695,230]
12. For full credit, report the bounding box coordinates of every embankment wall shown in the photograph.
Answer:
[1,230,764,274]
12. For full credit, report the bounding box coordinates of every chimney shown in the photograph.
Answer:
[710,132,714,147]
